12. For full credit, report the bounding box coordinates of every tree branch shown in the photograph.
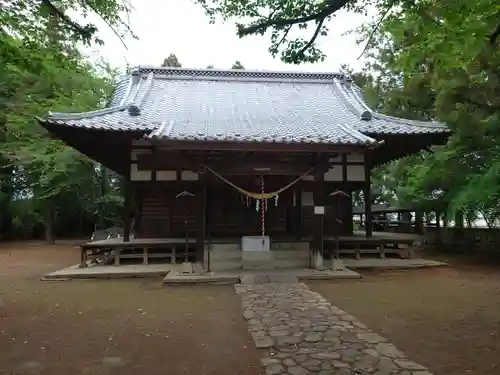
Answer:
[357,1,395,59]
[40,0,89,37]
[298,18,325,58]
[82,0,129,49]
[490,21,500,45]
[270,25,292,55]
[238,0,350,37]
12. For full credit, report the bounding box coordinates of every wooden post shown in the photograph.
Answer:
[402,211,412,232]
[435,211,441,245]
[363,185,372,238]
[313,155,326,268]
[415,210,423,234]
[379,244,386,260]
[196,167,207,267]
[364,154,373,238]
[294,183,302,240]
[80,246,87,268]
[454,212,464,228]
[123,179,132,242]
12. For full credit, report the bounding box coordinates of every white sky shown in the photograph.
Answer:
[82,0,371,73]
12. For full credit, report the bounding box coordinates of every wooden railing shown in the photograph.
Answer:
[424,227,500,253]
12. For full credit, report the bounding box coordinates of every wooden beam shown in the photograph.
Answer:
[152,139,373,153]
[136,152,318,173]
[137,151,363,172]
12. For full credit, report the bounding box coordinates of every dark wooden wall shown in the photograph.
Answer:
[132,179,355,239]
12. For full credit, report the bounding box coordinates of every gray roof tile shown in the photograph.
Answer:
[41,67,449,144]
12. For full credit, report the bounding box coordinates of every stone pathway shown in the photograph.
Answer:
[235,280,432,375]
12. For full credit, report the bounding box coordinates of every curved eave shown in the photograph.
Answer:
[36,112,155,134]
[334,77,450,135]
[36,117,148,176]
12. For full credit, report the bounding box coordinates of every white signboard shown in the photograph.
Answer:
[314,206,325,215]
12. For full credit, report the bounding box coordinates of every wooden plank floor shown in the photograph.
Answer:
[83,231,420,249]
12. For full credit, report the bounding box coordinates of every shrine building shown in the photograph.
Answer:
[38,67,449,270]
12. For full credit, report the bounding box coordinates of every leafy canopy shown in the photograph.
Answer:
[196,0,500,64]
[0,0,131,239]
[355,0,500,226]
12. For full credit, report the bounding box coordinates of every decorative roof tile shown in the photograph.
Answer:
[39,67,449,144]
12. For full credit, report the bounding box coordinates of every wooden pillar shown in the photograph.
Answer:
[435,211,441,244]
[415,210,423,234]
[454,212,464,229]
[80,245,87,268]
[453,211,464,242]
[196,167,207,266]
[294,183,302,240]
[313,156,326,267]
[123,179,132,242]
[402,211,412,232]
[363,153,373,238]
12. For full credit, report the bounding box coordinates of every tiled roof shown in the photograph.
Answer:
[40,67,449,145]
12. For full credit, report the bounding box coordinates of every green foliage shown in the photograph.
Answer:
[0,0,135,46]
[162,54,182,67]
[353,0,500,227]
[0,0,130,240]
[231,60,245,69]
[196,0,500,66]
[195,0,357,63]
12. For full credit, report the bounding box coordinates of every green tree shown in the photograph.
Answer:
[0,0,134,46]
[196,0,500,64]
[231,61,245,69]
[353,0,500,227]
[1,1,129,241]
[162,54,182,67]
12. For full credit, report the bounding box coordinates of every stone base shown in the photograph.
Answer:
[314,252,325,270]
[242,250,273,270]
[332,259,345,271]
[163,272,240,285]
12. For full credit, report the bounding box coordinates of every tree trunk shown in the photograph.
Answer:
[0,106,13,241]
[99,164,108,228]
[44,202,55,244]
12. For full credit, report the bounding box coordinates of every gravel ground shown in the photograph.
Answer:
[0,244,261,375]
[309,264,500,375]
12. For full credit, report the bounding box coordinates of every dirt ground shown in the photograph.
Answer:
[309,260,500,375]
[3,244,500,375]
[0,243,261,375]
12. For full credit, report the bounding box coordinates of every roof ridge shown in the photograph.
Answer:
[47,106,126,121]
[135,66,344,80]
[371,112,446,129]
[333,78,373,121]
[117,75,135,106]
[347,81,447,129]
[136,72,155,109]
[335,122,379,145]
